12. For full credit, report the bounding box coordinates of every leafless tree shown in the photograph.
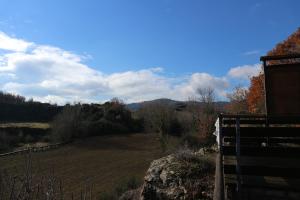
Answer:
[196,87,216,139]
[137,101,177,151]
[226,86,249,114]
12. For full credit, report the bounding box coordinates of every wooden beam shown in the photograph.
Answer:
[260,54,300,62]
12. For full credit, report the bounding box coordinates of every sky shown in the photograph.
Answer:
[0,0,299,104]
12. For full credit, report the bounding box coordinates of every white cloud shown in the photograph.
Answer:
[0,31,256,104]
[0,32,33,52]
[242,50,260,56]
[227,64,261,80]
[176,73,229,98]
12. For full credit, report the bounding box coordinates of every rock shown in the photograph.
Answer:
[140,150,214,200]
[195,148,205,156]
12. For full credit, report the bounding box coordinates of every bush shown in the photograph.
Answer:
[180,133,215,150]
[174,147,214,178]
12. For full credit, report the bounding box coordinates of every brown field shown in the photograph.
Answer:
[0,133,163,199]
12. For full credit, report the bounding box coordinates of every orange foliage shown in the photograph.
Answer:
[247,74,265,113]
[247,28,300,113]
[268,27,300,56]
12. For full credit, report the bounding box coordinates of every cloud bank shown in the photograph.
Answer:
[0,32,259,104]
[228,64,261,80]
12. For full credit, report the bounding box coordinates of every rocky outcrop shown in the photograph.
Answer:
[140,148,215,200]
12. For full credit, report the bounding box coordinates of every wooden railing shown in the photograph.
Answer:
[216,113,300,200]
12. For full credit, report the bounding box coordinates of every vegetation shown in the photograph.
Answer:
[226,86,249,114]
[247,74,266,113]
[0,91,62,122]
[51,99,143,142]
[174,147,214,178]
[0,127,49,152]
[135,88,220,151]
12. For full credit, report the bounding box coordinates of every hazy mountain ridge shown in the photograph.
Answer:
[126,98,229,111]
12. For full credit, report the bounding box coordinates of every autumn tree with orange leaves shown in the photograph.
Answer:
[247,28,300,113]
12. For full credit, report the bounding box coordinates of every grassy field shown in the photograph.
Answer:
[0,133,163,199]
[0,122,50,129]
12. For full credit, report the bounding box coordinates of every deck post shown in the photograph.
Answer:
[235,117,242,199]
[218,114,225,200]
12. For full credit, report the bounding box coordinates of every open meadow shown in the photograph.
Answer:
[0,133,163,199]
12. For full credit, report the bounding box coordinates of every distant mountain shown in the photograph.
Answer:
[126,98,228,111]
[126,98,175,111]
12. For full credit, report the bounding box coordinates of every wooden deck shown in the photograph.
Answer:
[216,114,300,200]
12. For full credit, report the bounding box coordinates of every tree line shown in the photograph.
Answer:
[0,91,62,122]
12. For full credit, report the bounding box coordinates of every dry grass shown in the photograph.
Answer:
[0,133,162,199]
[0,123,50,129]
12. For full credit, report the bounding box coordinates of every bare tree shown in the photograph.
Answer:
[138,102,174,135]
[137,101,177,152]
[196,87,216,139]
[226,86,248,114]
[186,96,201,133]
[51,104,82,142]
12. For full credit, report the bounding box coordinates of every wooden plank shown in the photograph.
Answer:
[222,145,300,157]
[235,118,242,198]
[220,114,266,118]
[223,119,267,125]
[260,54,300,62]
[222,127,300,137]
[265,63,300,117]
[221,115,300,124]
[218,116,225,200]
[225,174,300,191]
[267,116,300,124]
[224,165,300,178]
[223,137,300,145]
[223,156,300,169]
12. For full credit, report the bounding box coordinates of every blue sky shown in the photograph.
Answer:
[0,0,299,104]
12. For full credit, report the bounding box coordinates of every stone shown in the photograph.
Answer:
[140,150,214,200]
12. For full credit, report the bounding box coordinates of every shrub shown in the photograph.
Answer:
[180,133,215,150]
[174,147,214,178]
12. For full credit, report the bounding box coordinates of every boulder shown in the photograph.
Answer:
[140,148,214,200]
